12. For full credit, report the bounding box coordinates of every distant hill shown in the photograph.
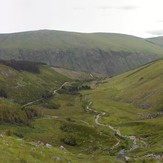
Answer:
[147,36,163,47]
[0,30,163,75]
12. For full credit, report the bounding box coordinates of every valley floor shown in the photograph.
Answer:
[0,60,163,162]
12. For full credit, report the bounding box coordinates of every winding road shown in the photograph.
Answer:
[53,82,69,95]
[22,82,69,108]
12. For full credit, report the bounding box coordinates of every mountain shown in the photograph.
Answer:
[147,36,163,47]
[0,30,163,76]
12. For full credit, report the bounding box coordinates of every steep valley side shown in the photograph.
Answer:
[0,48,160,76]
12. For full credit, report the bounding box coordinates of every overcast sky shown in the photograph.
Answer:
[0,0,163,38]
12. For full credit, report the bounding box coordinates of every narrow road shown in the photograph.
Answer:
[53,82,69,95]
[22,82,69,108]
[22,98,43,108]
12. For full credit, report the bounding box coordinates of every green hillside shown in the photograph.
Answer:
[0,61,71,104]
[0,59,162,162]
[98,59,163,110]
[0,135,120,163]
[81,59,163,161]
[0,30,163,75]
[147,36,163,47]
[0,61,120,162]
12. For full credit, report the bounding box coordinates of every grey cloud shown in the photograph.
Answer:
[157,20,163,23]
[118,6,139,10]
[147,30,163,36]
[73,7,85,10]
[97,6,114,10]
[97,5,139,10]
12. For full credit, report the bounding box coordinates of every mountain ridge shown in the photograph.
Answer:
[0,30,163,75]
[147,36,163,47]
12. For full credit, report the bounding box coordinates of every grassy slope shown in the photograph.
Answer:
[0,30,163,75]
[82,59,163,157]
[0,135,119,163]
[0,94,120,163]
[52,67,104,80]
[0,63,121,162]
[0,59,162,162]
[0,63,70,104]
[147,36,163,47]
[103,59,163,110]
[0,30,162,53]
